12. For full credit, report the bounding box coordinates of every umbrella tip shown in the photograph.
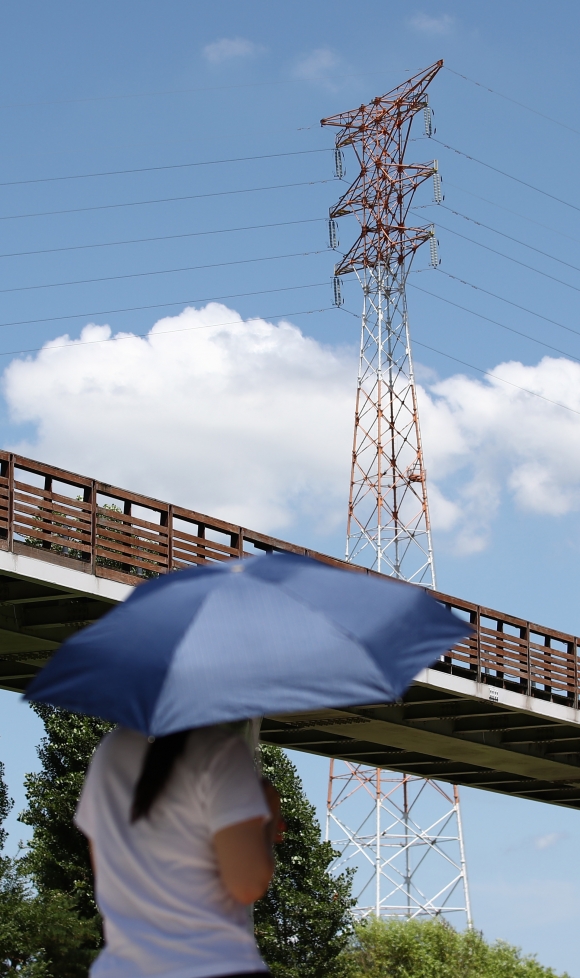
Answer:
[230,563,244,573]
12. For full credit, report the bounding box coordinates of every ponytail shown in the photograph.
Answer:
[131,730,190,822]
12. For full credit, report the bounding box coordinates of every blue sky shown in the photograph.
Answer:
[1,1,580,973]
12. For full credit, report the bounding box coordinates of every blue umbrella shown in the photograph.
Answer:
[25,553,469,735]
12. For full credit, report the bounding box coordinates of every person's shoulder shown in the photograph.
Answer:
[91,726,147,771]
[184,726,251,772]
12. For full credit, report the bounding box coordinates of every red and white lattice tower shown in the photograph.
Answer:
[321,62,472,925]
[322,62,440,581]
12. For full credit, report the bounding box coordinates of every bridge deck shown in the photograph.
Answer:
[0,452,579,808]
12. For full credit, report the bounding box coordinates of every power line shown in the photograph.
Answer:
[340,305,580,418]
[0,178,333,222]
[442,180,580,249]
[0,282,328,330]
[436,204,580,275]
[437,269,580,340]
[0,248,327,296]
[0,148,329,189]
[0,68,409,112]
[433,138,580,215]
[414,338,580,417]
[0,218,323,261]
[445,66,580,139]
[410,281,580,363]
[0,305,333,360]
[435,221,580,296]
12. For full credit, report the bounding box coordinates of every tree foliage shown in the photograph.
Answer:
[346,917,569,978]
[0,760,12,854]
[20,704,113,918]
[0,722,100,977]
[255,745,355,978]
[0,863,99,978]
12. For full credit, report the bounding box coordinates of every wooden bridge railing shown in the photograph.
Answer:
[0,451,578,707]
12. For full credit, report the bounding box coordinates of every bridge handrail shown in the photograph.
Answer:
[0,451,577,707]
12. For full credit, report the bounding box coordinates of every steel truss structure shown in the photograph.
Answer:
[322,60,442,583]
[326,760,472,923]
[322,63,471,926]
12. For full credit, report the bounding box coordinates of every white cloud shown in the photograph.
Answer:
[202,37,264,65]
[409,13,455,34]
[4,319,580,557]
[418,356,580,552]
[293,48,343,90]
[2,305,354,537]
[534,832,567,850]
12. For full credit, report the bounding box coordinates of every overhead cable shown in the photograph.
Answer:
[436,204,580,275]
[410,281,580,363]
[432,138,580,214]
[437,269,580,340]
[414,338,580,417]
[0,306,334,360]
[0,282,328,331]
[0,68,409,112]
[0,178,333,222]
[445,66,580,139]
[443,180,580,248]
[0,217,324,261]
[340,305,580,419]
[0,149,329,189]
[0,248,326,296]
[435,221,580,295]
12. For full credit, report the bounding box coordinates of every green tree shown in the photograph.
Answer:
[0,730,98,977]
[346,916,569,978]
[255,745,355,978]
[13,705,112,976]
[20,704,113,919]
[0,864,99,978]
[0,758,12,854]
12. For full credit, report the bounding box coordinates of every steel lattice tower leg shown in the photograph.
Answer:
[348,264,434,581]
[325,761,472,925]
[322,62,472,927]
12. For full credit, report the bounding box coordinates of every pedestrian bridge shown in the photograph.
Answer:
[1,451,580,810]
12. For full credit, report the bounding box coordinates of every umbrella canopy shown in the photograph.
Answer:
[25,553,469,736]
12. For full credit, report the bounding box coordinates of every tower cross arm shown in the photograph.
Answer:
[320,60,444,141]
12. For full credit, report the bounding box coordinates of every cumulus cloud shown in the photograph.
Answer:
[3,305,354,537]
[202,37,264,65]
[409,13,455,34]
[293,48,343,89]
[418,356,580,552]
[4,314,580,556]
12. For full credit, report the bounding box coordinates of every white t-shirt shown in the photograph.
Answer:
[75,726,271,978]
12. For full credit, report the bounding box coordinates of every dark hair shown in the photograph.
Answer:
[131,730,190,823]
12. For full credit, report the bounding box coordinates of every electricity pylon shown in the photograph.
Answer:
[326,762,472,923]
[322,62,472,927]
[322,61,441,583]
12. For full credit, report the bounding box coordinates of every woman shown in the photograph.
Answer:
[75,722,283,978]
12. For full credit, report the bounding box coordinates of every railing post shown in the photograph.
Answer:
[475,605,481,683]
[7,455,14,552]
[567,640,576,707]
[523,624,530,696]
[164,505,173,574]
[42,475,52,549]
[83,482,96,573]
[544,635,552,698]
[197,522,206,564]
